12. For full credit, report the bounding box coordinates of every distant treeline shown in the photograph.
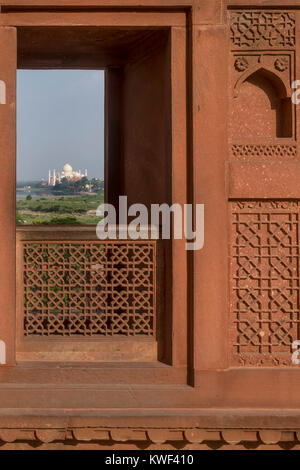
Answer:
[17,177,104,194]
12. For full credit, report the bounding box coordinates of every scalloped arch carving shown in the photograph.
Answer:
[232,67,292,139]
[234,66,291,99]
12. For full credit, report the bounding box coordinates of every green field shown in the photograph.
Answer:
[16,192,104,225]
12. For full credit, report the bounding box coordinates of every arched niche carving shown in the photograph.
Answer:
[232,67,293,139]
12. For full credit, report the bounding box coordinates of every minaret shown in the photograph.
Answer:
[85,169,88,177]
[53,169,56,186]
[48,170,51,186]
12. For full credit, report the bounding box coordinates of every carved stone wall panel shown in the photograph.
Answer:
[230,11,296,50]
[230,201,300,367]
[22,240,156,337]
[229,10,297,158]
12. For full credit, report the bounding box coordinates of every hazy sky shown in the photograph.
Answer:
[17,69,105,182]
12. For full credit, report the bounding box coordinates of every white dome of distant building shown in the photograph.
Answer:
[63,163,73,175]
[48,164,88,186]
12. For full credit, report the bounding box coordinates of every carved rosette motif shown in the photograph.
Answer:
[230,201,300,367]
[274,56,289,72]
[234,57,248,72]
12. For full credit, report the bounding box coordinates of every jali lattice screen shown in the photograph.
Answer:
[230,201,300,366]
[22,240,156,337]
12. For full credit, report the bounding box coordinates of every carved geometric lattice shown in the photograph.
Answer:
[230,11,295,49]
[231,144,297,159]
[23,241,156,337]
[230,201,300,366]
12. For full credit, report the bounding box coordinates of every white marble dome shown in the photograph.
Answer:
[63,163,73,176]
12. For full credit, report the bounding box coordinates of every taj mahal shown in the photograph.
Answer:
[48,163,88,186]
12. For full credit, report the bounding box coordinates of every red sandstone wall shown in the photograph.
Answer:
[121,31,171,209]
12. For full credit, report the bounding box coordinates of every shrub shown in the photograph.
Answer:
[16,211,25,224]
